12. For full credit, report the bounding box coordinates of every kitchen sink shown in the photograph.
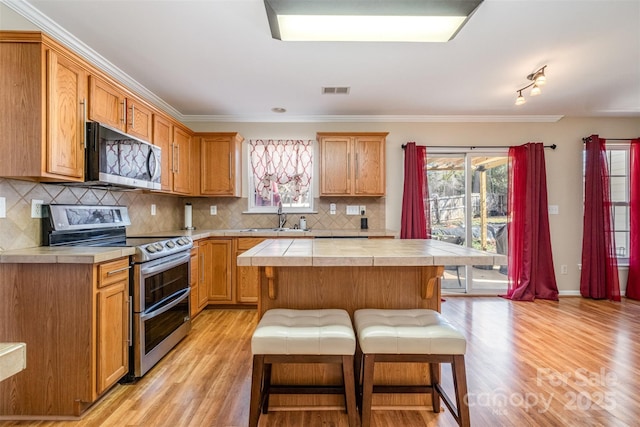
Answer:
[238,228,309,232]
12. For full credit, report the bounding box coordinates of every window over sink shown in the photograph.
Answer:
[248,139,314,213]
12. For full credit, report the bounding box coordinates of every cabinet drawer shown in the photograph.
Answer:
[236,238,265,250]
[98,257,130,288]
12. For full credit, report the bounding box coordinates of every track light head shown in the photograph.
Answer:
[515,65,547,106]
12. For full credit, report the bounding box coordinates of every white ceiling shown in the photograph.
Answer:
[4,0,640,122]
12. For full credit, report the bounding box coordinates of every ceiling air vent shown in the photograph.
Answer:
[322,87,350,95]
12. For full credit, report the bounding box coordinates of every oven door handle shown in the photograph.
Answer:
[140,288,190,321]
[139,251,191,277]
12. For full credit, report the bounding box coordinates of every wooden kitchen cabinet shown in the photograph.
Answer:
[0,32,86,182]
[318,132,387,196]
[89,75,153,141]
[235,238,265,304]
[89,75,126,132]
[96,258,130,395]
[0,256,130,417]
[198,132,244,196]
[199,239,233,303]
[153,115,194,195]
[190,245,200,318]
[171,124,193,195]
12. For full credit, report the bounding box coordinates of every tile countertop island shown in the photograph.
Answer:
[237,238,505,410]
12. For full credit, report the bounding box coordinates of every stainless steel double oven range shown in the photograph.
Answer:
[43,204,192,379]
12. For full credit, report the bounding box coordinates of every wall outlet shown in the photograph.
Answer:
[31,199,44,218]
[346,205,360,215]
[151,204,156,215]
[0,197,5,218]
[330,203,336,215]
[360,205,366,215]
[210,205,217,215]
[560,264,568,275]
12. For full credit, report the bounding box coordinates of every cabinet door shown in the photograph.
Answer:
[189,246,200,318]
[235,238,265,304]
[200,134,242,196]
[96,279,129,395]
[320,136,352,195]
[354,135,385,196]
[46,49,86,179]
[202,239,232,302]
[172,126,192,194]
[153,114,174,192]
[89,76,126,132]
[126,98,153,141]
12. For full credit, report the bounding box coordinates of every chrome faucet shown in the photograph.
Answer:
[277,201,287,228]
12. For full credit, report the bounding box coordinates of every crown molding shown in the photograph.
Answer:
[183,114,565,123]
[2,0,565,126]
[1,0,183,121]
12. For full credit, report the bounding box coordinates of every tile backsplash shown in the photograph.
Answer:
[0,178,386,251]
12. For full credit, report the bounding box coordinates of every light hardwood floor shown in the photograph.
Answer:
[1,297,639,427]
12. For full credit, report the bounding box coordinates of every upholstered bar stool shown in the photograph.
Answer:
[354,309,470,427]
[249,308,358,427]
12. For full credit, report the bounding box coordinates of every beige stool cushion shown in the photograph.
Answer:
[252,309,356,355]
[354,309,466,355]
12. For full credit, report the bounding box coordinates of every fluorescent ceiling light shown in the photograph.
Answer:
[264,0,484,42]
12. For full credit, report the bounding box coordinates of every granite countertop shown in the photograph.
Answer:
[0,343,26,383]
[237,238,507,267]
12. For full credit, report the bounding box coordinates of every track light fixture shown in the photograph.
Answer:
[514,65,547,105]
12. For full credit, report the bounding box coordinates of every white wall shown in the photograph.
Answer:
[187,117,640,294]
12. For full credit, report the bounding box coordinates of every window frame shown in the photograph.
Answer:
[602,143,631,263]
[246,139,315,214]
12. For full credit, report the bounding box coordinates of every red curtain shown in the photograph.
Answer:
[401,142,430,239]
[504,143,559,301]
[580,135,621,301]
[626,139,640,299]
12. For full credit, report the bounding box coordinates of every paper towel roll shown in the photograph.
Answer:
[184,203,193,229]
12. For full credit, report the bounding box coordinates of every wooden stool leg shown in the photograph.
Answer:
[361,354,375,427]
[262,363,272,414]
[429,362,441,413]
[342,355,358,427]
[249,355,265,427]
[452,355,470,427]
[354,344,363,410]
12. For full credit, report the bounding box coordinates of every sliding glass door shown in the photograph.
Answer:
[426,150,508,294]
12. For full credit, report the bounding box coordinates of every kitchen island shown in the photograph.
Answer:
[237,238,504,410]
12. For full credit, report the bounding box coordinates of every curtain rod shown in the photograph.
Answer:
[582,137,637,143]
[401,143,557,150]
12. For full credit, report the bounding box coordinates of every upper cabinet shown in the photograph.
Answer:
[0,32,86,182]
[198,132,244,197]
[171,124,193,195]
[152,113,195,195]
[89,75,153,141]
[318,132,387,196]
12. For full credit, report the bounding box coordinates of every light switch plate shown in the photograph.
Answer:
[346,205,360,215]
[0,197,5,218]
[151,204,156,215]
[548,205,559,215]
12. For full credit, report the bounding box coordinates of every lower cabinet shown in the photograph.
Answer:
[199,238,233,303]
[235,238,265,304]
[0,257,130,417]
[194,237,264,307]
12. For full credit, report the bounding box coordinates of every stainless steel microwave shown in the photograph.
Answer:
[86,122,161,190]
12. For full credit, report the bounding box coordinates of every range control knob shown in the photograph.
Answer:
[154,242,164,251]
[145,245,157,253]
[166,240,175,249]
[176,238,185,246]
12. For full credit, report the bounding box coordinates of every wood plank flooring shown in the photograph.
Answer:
[1,297,638,427]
